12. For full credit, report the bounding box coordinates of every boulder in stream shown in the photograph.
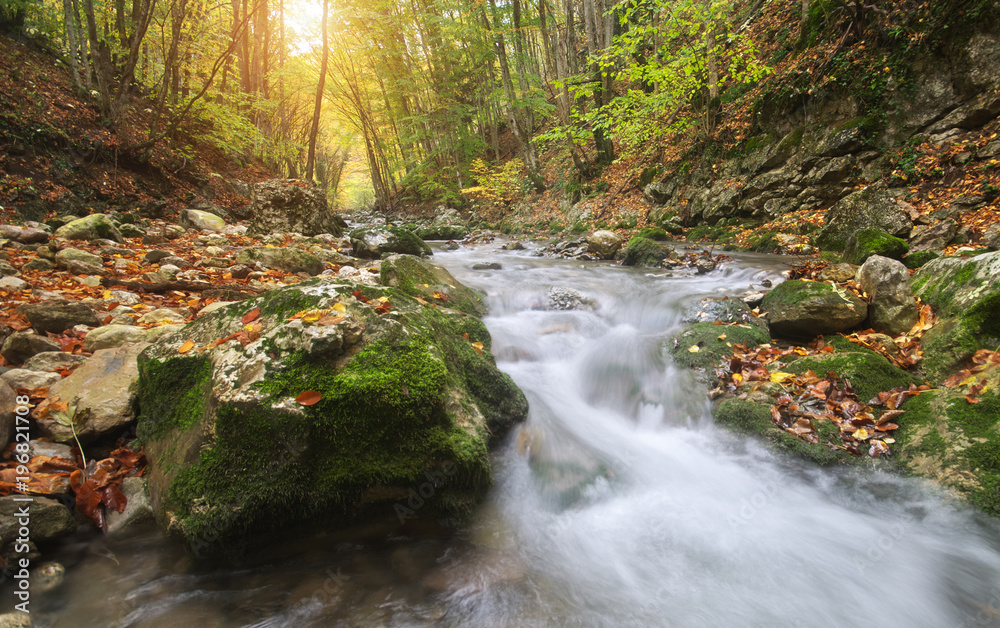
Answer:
[136,257,526,555]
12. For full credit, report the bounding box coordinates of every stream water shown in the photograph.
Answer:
[25,241,1000,627]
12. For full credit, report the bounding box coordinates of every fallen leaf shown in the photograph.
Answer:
[333,302,347,313]
[241,307,261,324]
[295,390,323,406]
[472,342,484,355]
[178,340,195,354]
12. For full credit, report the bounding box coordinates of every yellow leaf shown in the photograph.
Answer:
[770,372,794,384]
[717,333,727,341]
[332,302,347,313]
[377,296,390,303]
[688,345,700,353]
[732,373,744,384]
[853,428,871,440]
[178,340,195,354]
[472,342,484,355]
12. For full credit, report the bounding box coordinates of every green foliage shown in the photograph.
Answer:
[468,158,526,204]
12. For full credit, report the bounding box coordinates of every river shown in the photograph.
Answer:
[29,241,1000,627]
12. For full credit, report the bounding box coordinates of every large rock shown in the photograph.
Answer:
[841,228,908,265]
[761,280,868,338]
[856,256,919,335]
[622,236,669,267]
[53,214,122,243]
[34,343,149,444]
[17,301,99,334]
[247,179,347,237]
[0,332,62,365]
[815,184,911,251]
[179,209,225,233]
[912,250,1000,382]
[350,227,432,259]
[0,369,61,391]
[135,264,526,555]
[235,247,325,275]
[585,230,624,260]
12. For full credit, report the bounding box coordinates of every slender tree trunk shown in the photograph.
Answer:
[305,0,329,181]
[63,0,83,92]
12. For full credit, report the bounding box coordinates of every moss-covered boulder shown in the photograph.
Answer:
[350,226,432,259]
[912,251,1000,383]
[842,228,909,265]
[761,280,867,339]
[622,236,669,267]
[54,213,123,243]
[903,250,940,269]
[714,398,848,466]
[814,184,911,251]
[668,322,770,372]
[135,263,527,555]
[380,254,487,317]
[783,351,920,403]
[895,363,1000,515]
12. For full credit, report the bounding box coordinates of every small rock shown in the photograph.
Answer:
[0,261,19,277]
[74,276,103,288]
[0,496,76,542]
[0,332,62,365]
[53,213,123,242]
[54,247,103,271]
[145,324,185,342]
[585,230,624,260]
[0,381,14,451]
[83,324,147,351]
[142,234,169,245]
[0,276,28,291]
[35,343,150,443]
[472,262,502,270]
[22,352,89,372]
[21,259,54,272]
[119,223,146,238]
[106,477,154,536]
[229,264,252,279]
[502,241,526,251]
[818,263,858,283]
[742,291,767,307]
[143,250,172,264]
[138,308,187,325]
[159,255,192,268]
[179,209,226,232]
[18,301,100,334]
[0,369,62,390]
[0,224,48,243]
[694,258,716,274]
[856,256,919,335]
[548,287,597,311]
[196,301,237,317]
[29,439,74,459]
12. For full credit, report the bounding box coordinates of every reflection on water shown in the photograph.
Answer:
[26,241,1000,627]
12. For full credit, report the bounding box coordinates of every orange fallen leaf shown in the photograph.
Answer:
[241,307,261,324]
[178,340,195,354]
[295,390,323,406]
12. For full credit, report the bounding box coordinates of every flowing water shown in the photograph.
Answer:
[26,241,1000,627]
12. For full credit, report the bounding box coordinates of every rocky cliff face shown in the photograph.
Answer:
[642,26,1000,249]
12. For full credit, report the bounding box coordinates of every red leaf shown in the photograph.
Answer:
[102,483,128,513]
[241,307,261,324]
[295,390,323,406]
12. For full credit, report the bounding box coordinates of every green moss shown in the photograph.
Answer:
[963,292,1000,339]
[416,225,466,240]
[637,227,670,241]
[824,335,879,356]
[776,127,805,153]
[903,250,939,269]
[687,225,730,242]
[622,236,668,267]
[669,322,771,371]
[784,351,919,403]
[747,230,779,253]
[380,254,487,317]
[136,356,213,441]
[842,228,908,265]
[713,399,847,466]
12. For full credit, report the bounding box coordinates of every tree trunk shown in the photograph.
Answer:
[305,0,329,182]
[62,0,83,92]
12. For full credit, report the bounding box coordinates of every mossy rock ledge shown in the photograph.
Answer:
[135,256,527,555]
[912,250,1000,384]
[761,279,867,339]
